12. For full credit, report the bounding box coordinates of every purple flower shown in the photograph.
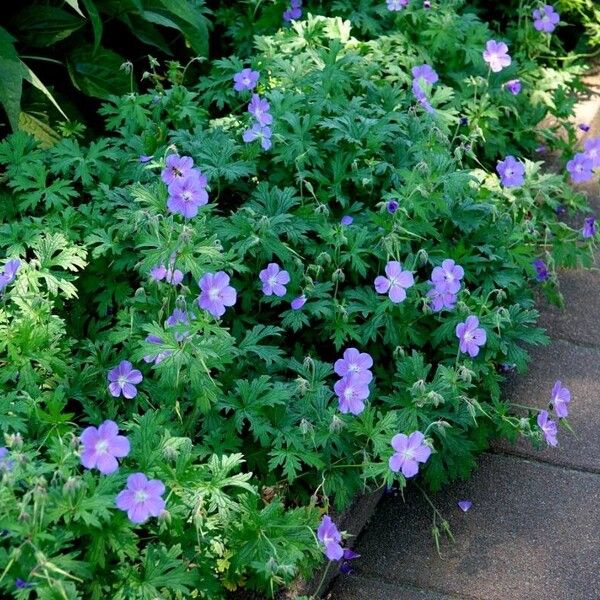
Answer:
[150,265,183,285]
[259,263,290,297]
[458,500,472,512]
[248,94,273,126]
[533,258,549,282]
[387,0,409,10]
[242,124,272,151]
[386,200,399,214]
[423,0,431,8]
[412,64,438,87]
[551,380,571,418]
[334,348,373,384]
[139,155,153,163]
[107,360,143,399]
[535,145,547,153]
[426,285,457,312]
[115,473,166,524]
[340,548,360,574]
[0,259,21,292]
[505,79,521,95]
[456,315,487,358]
[317,515,344,560]
[15,579,31,589]
[283,6,302,21]
[161,155,194,187]
[143,335,172,365]
[167,172,209,218]
[341,215,353,225]
[431,259,464,294]
[334,374,370,415]
[583,137,600,168]
[537,410,558,446]
[198,271,237,318]
[567,153,594,183]
[579,123,591,132]
[291,294,306,310]
[483,40,511,73]
[233,68,259,92]
[0,447,13,472]
[533,5,560,33]
[389,431,432,478]
[496,155,525,188]
[374,260,414,303]
[459,116,469,126]
[80,420,130,475]
[583,216,597,239]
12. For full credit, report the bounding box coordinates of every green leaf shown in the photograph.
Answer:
[64,0,86,17]
[13,6,84,46]
[0,26,26,130]
[67,46,133,99]
[81,0,103,50]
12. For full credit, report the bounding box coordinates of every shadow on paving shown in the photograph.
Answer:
[328,454,600,600]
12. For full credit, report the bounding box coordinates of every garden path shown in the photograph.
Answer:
[327,70,600,600]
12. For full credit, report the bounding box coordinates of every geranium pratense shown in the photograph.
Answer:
[334,374,370,415]
[80,420,130,475]
[456,316,487,357]
[334,348,373,384]
[427,285,457,312]
[496,156,525,188]
[198,272,237,318]
[143,335,172,365]
[107,360,143,399]
[389,431,432,478]
[583,137,600,168]
[537,410,558,446]
[412,64,438,112]
[533,258,549,282]
[431,259,464,294]
[115,473,166,524]
[161,155,194,187]
[243,124,272,150]
[317,515,344,560]
[340,215,353,225]
[505,79,521,95]
[283,0,302,21]
[248,94,273,126]
[458,500,472,512]
[567,153,594,183]
[166,308,192,341]
[551,380,571,418]
[374,260,414,303]
[532,5,560,33]
[483,40,511,73]
[0,259,20,292]
[150,265,183,285]
[583,216,596,239]
[259,263,290,297]
[167,171,209,218]
[387,0,408,10]
[291,294,306,310]
[233,68,259,92]
[0,447,13,472]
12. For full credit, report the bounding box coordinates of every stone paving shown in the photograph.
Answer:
[327,77,600,600]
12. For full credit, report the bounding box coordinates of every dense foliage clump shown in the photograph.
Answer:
[0,2,596,598]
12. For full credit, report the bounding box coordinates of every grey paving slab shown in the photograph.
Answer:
[537,268,600,347]
[498,339,600,472]
[328,576,463,599]
[329,454,600,600]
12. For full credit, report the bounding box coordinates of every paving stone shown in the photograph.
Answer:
[330,454,600,600]
[329,576,462,599]
[499,339,600,472]
[537,268,600,347]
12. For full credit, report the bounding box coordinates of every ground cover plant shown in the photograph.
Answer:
[0,1,597,598]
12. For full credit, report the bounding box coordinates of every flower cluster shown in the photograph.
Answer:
[150,254,184,286]
[243,90,273,150]
[537,380,571,446]
[79,420,166,524]
[333,348,373,415]
[161,154,209,218]
[427,258,463,312]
